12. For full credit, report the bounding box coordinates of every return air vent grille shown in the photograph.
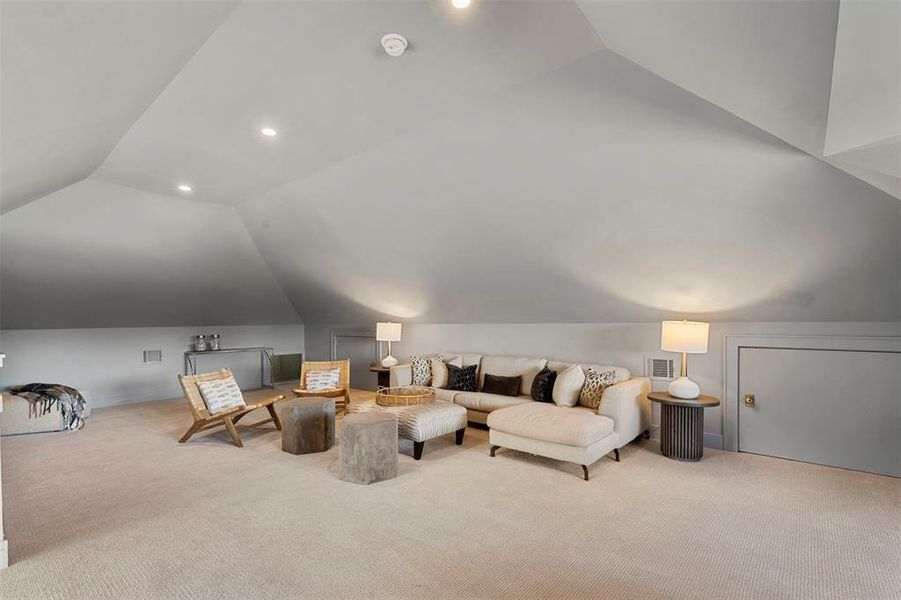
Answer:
[143,350,163,363]
[646,356,675,381]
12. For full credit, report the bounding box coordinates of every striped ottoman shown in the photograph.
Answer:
[347,399,467,460]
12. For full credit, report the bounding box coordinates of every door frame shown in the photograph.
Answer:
[329,326,380,364]
[722,334,901,452]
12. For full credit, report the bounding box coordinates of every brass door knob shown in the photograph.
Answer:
[744,394,755,407]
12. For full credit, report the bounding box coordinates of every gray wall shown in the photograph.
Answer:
[0,325,304,407]
[305,321,900,448]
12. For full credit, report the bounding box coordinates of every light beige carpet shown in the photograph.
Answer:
[1,391,899,600]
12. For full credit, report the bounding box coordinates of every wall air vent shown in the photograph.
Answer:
[143,350,163,363]
[645,356,675,381]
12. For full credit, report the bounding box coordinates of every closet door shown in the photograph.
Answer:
[738,347,900,477]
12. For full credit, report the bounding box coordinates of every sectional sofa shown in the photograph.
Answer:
[390,354,651,479]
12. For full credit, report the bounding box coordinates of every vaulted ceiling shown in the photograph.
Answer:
[1,0,899,329]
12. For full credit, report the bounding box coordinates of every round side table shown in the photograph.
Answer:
[647,392,720,461]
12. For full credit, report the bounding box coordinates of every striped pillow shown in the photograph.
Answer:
[197,377,246,415]
[306,367,341,391]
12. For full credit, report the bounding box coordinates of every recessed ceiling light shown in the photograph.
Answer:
[261,127,278,137]
[452,0,471,8]
[177,184,192,192]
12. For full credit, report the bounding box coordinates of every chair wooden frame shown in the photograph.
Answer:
[178,368,284,447]
[293,360,351,414]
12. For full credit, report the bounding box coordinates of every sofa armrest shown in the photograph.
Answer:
[598,377,651,444]
[389,364,413,387]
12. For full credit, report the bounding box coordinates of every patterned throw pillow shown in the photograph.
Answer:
[411,354,442,386]
[306,367,341,391]
[530,367,557,403]
[445,364,477,392]
[197,377,246,415]
[578,369,617,410]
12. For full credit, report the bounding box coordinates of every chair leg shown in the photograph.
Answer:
[581,465,589,481]
[455,428,465,445]
[222,417,243,447]
[413,441,424,460]
[178,421,203,444]
[267,404,282,431]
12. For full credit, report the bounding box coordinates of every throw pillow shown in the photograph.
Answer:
[552,363,586,407]
[305,367,341,391]
[530,367,557,403]
[197,377,246,415]
[431,357,449,388]
[411,354,442,386]
[481,373,522,397]
[578,369,617,410]
[445,364,478,392]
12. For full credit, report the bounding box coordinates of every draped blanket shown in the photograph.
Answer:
[10,383,87,431]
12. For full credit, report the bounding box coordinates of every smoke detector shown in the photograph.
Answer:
[381,34,408,57]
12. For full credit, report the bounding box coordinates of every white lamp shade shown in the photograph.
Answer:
[376,322,402,342]
[661,320,709,354]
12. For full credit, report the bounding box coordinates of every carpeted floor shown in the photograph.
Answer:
[1,389,899,600]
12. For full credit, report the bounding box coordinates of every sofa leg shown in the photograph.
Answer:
[455,428,465,445]
[413,441,424,460]
[581,465,589,481]
[490,445,500,457]
[613,448,620,462]
[643,429,651,440]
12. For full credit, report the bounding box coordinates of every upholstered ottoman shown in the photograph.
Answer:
[348,399,467,460]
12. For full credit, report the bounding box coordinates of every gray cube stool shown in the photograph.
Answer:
[340,412,398,485]
[280,397,336,455]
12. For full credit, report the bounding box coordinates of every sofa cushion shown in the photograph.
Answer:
[547,361,630,384]
[487,403,615,447]
[431,358,449,388]
[478,356,548,395]
[481,374,522,397]
[445,364,478,391]
[578,369,617,410]
[432,387,459,403]
[552,364,585,407]
[453,392,531,413]
[530,366,557,403]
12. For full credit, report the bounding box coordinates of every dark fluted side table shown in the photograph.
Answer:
[647,392,720,461]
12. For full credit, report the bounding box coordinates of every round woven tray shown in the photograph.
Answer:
[375,385,435,407]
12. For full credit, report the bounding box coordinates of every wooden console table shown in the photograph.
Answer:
[648,391,720,461]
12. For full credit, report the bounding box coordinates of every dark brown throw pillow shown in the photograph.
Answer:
[530,367,557,403]
[481,373,522,397]
[445,364,478,392]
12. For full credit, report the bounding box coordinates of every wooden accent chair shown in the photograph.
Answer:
[178,368,284,447]
[294,360,351,414]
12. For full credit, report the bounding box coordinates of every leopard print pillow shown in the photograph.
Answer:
[578,369,616,410]
[411,354,442,386]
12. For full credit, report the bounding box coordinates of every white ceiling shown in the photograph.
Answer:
[0,0,238,212]
[1,0,899,328]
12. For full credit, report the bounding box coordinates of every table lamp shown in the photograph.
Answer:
[660,320,709,399]
[376,322,402,368]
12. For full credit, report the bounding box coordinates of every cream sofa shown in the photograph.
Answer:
[390,354,651,479]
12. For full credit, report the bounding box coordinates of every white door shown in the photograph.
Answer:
[739,347,900,477]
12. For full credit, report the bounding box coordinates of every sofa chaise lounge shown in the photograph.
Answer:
[390,354,651,479]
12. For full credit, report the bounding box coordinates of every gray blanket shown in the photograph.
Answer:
[10,383,86,431]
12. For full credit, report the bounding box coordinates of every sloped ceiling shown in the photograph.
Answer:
[0,179,300,329]
[0,0,899,329]
[0,0,239,213]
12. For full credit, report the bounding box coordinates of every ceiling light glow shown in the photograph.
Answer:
[177,184,192,192]
[452,0,471,8]
[261,127,278,137]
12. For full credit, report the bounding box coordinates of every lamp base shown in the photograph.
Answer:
[667,376,700,399]
[381,354,398,368]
